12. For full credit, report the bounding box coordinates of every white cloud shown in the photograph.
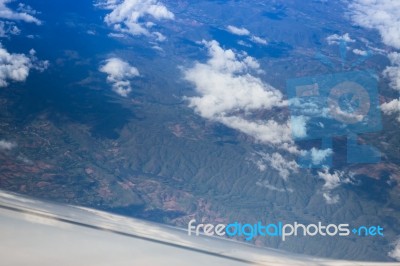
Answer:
[0,139,15,150]
[87,30,96,36]
[237,40,251,47]
[326,33,355,45]
[318,168,343,190]
[387,52,400,66]
[226,25,250,36]
[226,25,268,45]
[300,148,333,166]
[29,49,49,72]
[255,160,266,172]
[219,116,293,145]
[108,32,125,38]
[389,237,400,261]
[317,168,352,204]
[0,45,48,87]
[349,0,400,49]
[381,52,400,122]
[0,0,41,25]
[153,31,166,42]
[351,2,400,121]
[17,3,39,15]
[184,40,295,149]
[310,148,332,165]
[256,180,293,193]
[381,98,400,122]
[256,152,299,180]
[250,35,268,45]
[152,45,164,52]
[352,48,367,56]
[266,152,298,180]
[288,97,330,119]
[322,192,340,204]
[96,0,174,40]
[99,57,140,97]
[291,115,308,139]
[0,21,19,37]
[383,52,400,91]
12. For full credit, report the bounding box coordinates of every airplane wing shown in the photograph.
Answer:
[0,190,398,266]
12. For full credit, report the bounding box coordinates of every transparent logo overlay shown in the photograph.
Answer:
[287,70,382,168]
[188,219,384,241]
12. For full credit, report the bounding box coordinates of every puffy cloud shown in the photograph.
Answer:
[255,160,266,172]
[265,152,298,180]
[0,21,20,37]
[309,148,332,165]
[318,168,343,190]
[0,0,41,25]
[226,25,250,36]
[300,148,333,166]
[28,49,49,72]
[226,25,268,45]
[383,52,400,91]
[218,116,292,145]
[0,46,48,87]
[389,237,400,261]
[99,57,139,97]
[96,0,174,40]
[0,139,15,150]
[322,192,340,204]
[184,40,294,149]
[350,1,400,122]
[387,51,400,66]
[381,98,400,122]
[291,115,308,139]
[326,33,355,45]
[317,168,352,204]
[153,31,166,42]
[17,3,39,15]
[255,152,299,180]
[382,52,400,122]
[352,48,368,56]
[349,0,400,49]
